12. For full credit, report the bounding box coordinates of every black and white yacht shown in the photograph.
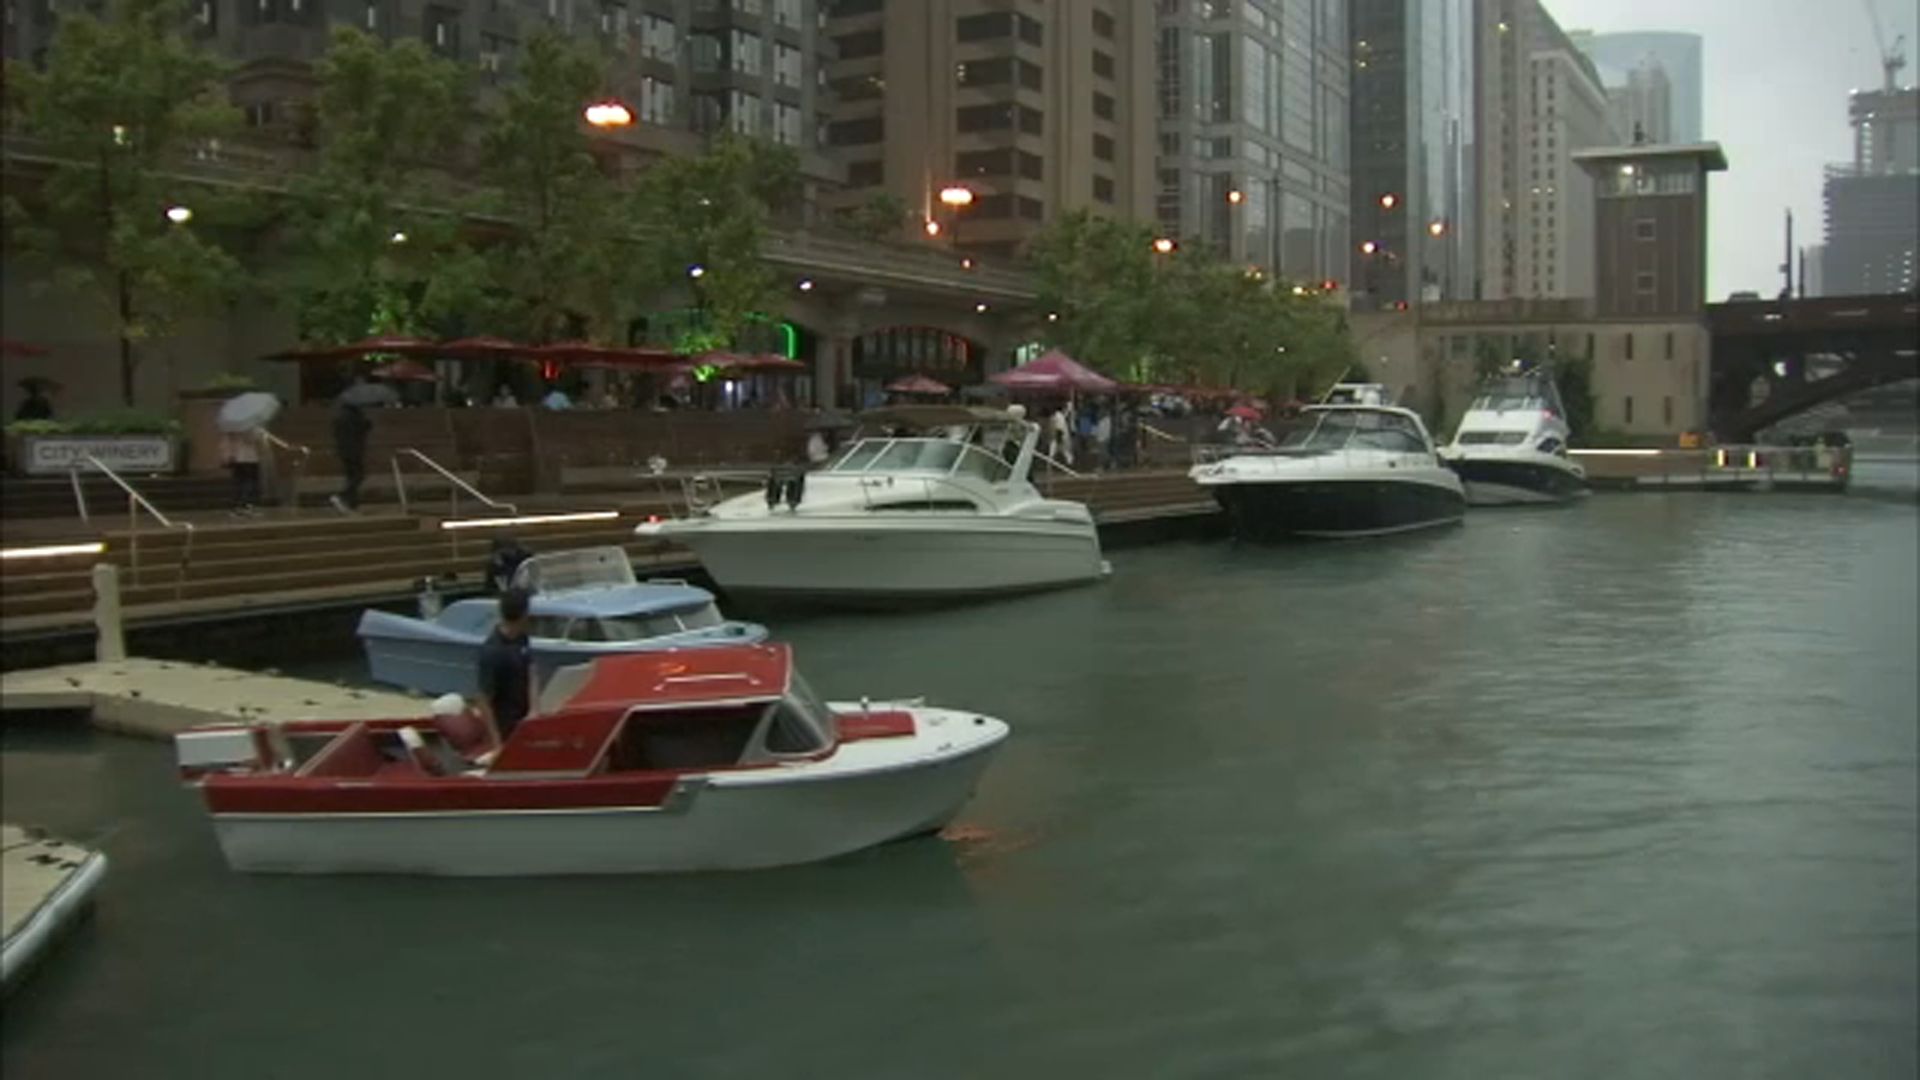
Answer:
[1190,384,1466,540]
[1439,370,1589,506]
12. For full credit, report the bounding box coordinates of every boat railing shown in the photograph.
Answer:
[67,453,195,598]
[260,430,311,512]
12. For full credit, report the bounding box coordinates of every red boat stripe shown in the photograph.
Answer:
[203,774,681,815]
[836,710,915,741]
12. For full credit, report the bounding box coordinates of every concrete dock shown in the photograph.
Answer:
[0,657,426,740]
[2,824,108,995]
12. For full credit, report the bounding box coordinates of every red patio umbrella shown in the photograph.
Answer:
[533,342,684,368]
[696,351,805,372]
[1225,404,1264,421]
[886,373,952,395]
[1,338,49,358]
[371,358,438,381]
[990,349,1117,392]
[434,336,531,360]
[261,336,440,362]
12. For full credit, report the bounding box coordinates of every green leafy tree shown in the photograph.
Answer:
[478,28,640,343]
[840,189,906,242]
[11,0,248,404]
[630,133,781,351]
[280,25,479,345]
[1027,209,1162,375]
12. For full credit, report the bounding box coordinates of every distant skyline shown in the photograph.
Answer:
[1547,0,1920,299]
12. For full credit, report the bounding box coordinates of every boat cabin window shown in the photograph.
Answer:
[527,615,573,640]
[510,548,638,593]
[826,432,1015,481]
[574,603,725,641]
[1455,431,1530,446]
[1537,436,1566,455]
[606,704,765,771]
[1282,410,1429,453]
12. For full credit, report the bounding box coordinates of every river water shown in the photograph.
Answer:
[4,487,1916,1079]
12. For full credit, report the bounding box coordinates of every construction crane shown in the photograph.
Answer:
[1860,0,1908,91]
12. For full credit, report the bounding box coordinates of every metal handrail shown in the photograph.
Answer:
[66,453,195,598]
[391,448,518,517]
[259,430,311,512]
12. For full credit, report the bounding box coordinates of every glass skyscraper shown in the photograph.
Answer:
[1154,0,1352,287]
[1349,0,1476,310]
[1569,30,1703,145]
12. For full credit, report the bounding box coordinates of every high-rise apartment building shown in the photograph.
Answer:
[1822,84,1919,295]
[819,0,1155,257]
[1473,0,1611,302]
[3,0,842,178]
[1568,30,1703,145]
[1606,55,1673,145]
[1349,0,1476,311]
[1152,0,1352,287]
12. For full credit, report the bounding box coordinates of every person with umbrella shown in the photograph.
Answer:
[217,390,282,516]
[331,374,396,513]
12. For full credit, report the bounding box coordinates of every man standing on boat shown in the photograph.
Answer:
[475,587,535,748]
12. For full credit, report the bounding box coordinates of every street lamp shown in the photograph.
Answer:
[584,101,633,128]
[1152,238,1175,254]
[1360,241,1379,255]
[1379,193,1398,209]
[1428,220,1447,237]
[165,205,192,224]
[1226,189,1244,204]
[939,186,974,208]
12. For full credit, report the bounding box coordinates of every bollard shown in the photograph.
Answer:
[92,562,126,662]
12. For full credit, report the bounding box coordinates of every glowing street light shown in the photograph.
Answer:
[391,231,407,244]
[925,220,942,236]
[1152,238,1176,254]
[1226,189,1245,204]
[1379,193,1398,209]
[1360,241,1379,255]
[1428,220,1448,237]
[939,186,974,208]
[975,302,989,313]
[165,205,192,224]
[688,265,705,279]
[584,101,633,127]
[798,278,814,291]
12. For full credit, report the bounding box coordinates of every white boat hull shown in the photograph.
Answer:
[206,712,1007,876]
[656,516,1106,602]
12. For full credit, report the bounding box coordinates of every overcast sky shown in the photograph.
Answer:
[1547,0,1920,299]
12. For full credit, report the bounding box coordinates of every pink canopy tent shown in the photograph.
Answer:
[885,373,951,395]
[988,349,1117,392]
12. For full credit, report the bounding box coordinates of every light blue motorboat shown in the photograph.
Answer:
[356,546,768,697]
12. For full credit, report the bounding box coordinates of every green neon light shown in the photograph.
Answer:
[779,321,798,359]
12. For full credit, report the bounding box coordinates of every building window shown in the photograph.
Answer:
[1663,396,1673,426]
[1635,271,1656,295]
[773,0,799,28]
[1624,396,1635,425]
[1092,8,1114,37]
[363,1,377,28]
[732,0,759,14]
[639,77,674,124]
[1017,13,1042,45]
[729,90,762,135]
[731,29,762,75]
[956,58,1012,87]
[1635,218,1655,242]
[1092,51,1114,79]
[600,1,627,38]
[1624,333,1636,361]
[1093,92,1115,121]
[1093,175,1115,203]
[829,116,883,145]
[1018,60,1042,90]
[691,33,722,69]
[846,160,883,187]
[1664,331,1675,360]
[956,148,1013,178]
[1018,106,1042,135]
[641,15,675,61]
[425,6,458,55]
[831,75,882,101]
[835,29,882,59]
[1093,133,1114,161]
[773,102,802,145]
[833,0,881,14]
[1018,196,1044,220]
[956,11,1010,41]
[774,42,802,86]
[956,104,1014,132]
[1018,151,1042,179]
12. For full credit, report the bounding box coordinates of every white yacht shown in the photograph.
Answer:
[1190,384,1466,540]
[1440,370,1589,506]
[636,405,1108,604]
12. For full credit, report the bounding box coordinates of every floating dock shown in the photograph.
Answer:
[0,657,425,740]
[2,824,107,996]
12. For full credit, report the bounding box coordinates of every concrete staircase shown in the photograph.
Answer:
[2,475,238,520]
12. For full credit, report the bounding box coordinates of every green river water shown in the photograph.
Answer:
[3,489,1916,1079]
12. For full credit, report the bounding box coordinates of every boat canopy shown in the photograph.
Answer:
[510,547,638,593]
[1468,371,1568,417]
[855,404,1025,430]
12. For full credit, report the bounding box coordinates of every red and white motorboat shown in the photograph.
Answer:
[174,644,1010,876]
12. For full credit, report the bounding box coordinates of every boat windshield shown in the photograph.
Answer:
[786,670,839,744]
[1279,410,1430,453]
[1470,375,1563,415]
[574,603,725,641]
[825,436,1013,481]
[510,548,637,593]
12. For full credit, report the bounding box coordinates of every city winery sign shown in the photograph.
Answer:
[18,435,178,476]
